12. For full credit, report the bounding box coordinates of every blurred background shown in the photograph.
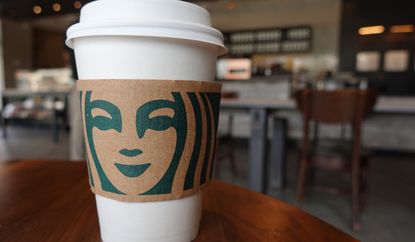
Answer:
[0,1,414,241]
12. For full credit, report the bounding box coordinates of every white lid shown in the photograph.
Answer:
[66,0,226,55]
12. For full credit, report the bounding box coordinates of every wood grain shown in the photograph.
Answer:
[0,160,357,242]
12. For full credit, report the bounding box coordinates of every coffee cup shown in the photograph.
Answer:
[66,0,225,242]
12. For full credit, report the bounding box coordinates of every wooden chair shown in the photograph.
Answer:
[294,88,377,231]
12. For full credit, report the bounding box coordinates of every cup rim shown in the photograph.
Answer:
[66,0,227,56]
[66,20,227,56]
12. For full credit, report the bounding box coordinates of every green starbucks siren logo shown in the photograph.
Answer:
[80,88,221,199]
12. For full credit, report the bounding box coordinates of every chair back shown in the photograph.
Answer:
[221,91,239,99]
[295,89,377,124]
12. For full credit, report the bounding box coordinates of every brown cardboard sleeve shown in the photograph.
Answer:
[78,79,221,202]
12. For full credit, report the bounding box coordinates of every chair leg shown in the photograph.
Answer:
[229,139,237,176]
[296,158,308,205]
[214,140,221,178]
[309,166,317,185]
[352,160,362,231]
[360,159,370,213]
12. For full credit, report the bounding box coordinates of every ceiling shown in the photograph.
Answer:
[0,0,220,19]
[0,0,337,20]
[1,0,339,33]
[0,0,81,19]
[0,0,221,32]
[0,0,325,20]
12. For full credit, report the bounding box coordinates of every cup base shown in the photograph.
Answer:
[96,193,202,242]
[101,224,199,242]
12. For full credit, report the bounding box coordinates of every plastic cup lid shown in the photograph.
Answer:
[66,0,226,56]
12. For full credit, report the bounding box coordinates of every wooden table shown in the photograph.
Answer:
[0,160,357,242]
[220,97,415,193]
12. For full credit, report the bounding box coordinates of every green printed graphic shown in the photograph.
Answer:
[199,93,212,185]
[81,89,221,197]
[184,93,203,190]
[84,91,124,195]
[119,148,143,157]
[115,163,151,178]
[139,92,187,195]
[206,93,221,179]
[80,91,94,187]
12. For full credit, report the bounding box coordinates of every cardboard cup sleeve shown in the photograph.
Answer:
[78,79,222,202]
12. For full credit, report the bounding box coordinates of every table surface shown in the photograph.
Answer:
[221,96,415,114]
[0,160,357,242]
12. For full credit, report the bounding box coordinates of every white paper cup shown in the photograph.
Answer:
[66,0,225,242]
